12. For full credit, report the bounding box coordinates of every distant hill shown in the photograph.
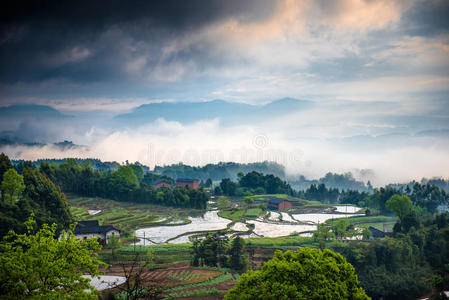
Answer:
[113,98,313,126]
[0,104,71,120]
[0,104,73,143]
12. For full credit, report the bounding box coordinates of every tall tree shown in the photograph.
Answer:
[386,194,413,221]
[229,237,247,272]
[23,167,72,228]
[1,168,25,204]
[0,152,13,201]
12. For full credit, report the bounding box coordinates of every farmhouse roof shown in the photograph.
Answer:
[153,179,171,185]
[368,226,392,238]
[73,220,120,234]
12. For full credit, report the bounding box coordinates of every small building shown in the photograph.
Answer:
[153,179,171,188]
[267,198,291,210]
[368,226,392,239]
[72,220,120,245]
[176,178,199,189]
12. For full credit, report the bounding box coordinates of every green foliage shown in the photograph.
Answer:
[244,208,262,218]
[239,171,293,195]
[1,168,25,204]
[40,160,209,209]
[0,152,13,201]
[153,161,286,181]
[244,196,254,208]
[225,248,369,299]
[129,163,144,182]
[23,167,72,228]
[303,183,339,203]
[386,194,413,221]
[313,223,335,248]
[192,233,229,267]
[341,212,449,299]
[229,237,247,272]
[0,217,106,299]
[333,218,350,240]
[220,178,238,196]
[192,234,247,271]
[0,159,73,238]
[245,236,314,248]
[0,152,13,185]
[219,209,245,222]
[217,196,231,209]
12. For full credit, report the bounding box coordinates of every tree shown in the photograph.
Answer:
[129,163,144,182]
[313,223,335,248]
[115,250,162,300]
[192,233,229,267]
[229,237,247,272]
[386,194,413,221]
[0,217,106,299]
[1,168,25,204]
[205,178,212,188]
[224,248,369,299]
[220,178,237,196]
[217,196,231,209]
[244,196,254,209]
[23,167,72,228]
[333,218,350,240]
[0,153,13,201]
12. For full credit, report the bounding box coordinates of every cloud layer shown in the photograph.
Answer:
[0,0,448,185]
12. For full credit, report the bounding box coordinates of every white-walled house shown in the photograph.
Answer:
[71,220,120,245]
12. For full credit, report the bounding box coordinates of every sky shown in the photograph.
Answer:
[0,0,448,185]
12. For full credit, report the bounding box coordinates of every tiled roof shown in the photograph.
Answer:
[73,220,120,234]
[153,179,171,185]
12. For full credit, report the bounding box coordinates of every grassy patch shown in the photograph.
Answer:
[341,215,397,228]
[245,236,315,248]
[244,208,262,218]
[164,272,232,293]
[219,209,245,222]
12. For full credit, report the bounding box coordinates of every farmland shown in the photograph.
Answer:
[68,194,398,299]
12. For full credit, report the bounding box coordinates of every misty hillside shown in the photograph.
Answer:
[114,98,313,126]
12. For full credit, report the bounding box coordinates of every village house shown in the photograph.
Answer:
[176,178,200,189]
[153,179,172,188]
[71,220,120,245]
[368,226,393,239]
[267,198,292,210]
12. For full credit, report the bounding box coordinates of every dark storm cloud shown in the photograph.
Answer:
[400,0,449,36]
[0,0,276,83]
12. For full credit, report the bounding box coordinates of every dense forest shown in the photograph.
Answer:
[0,154,72,238]
[340,212,449,299]
[215,171,448,216]
[13,158,122,172]
[215,171,294,196]
[37,159,208,210]
[289,172,371,191]
[153,161,286,181]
